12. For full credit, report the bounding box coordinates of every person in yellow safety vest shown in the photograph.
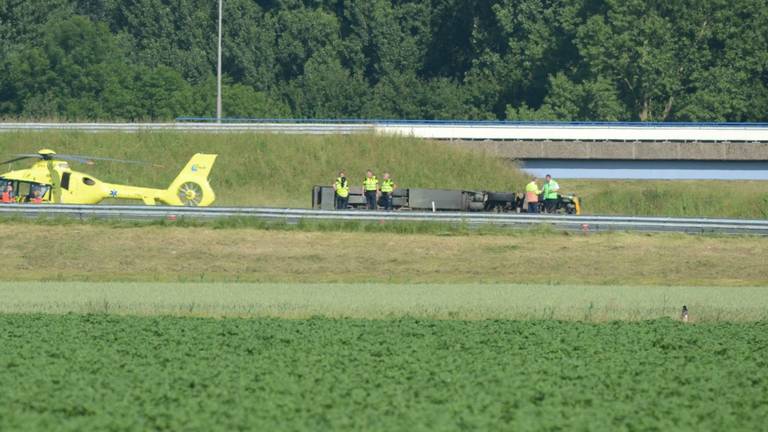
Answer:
[380,172,396,211]
[362,170,379,210]
[541,174,560,213]
[333,170,350,210]
[525,176,540,214]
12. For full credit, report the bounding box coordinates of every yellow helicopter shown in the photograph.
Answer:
[0,149,217,206]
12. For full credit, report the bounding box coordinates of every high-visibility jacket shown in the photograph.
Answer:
[31,196,42,204]
[381,179,394,193]
[363,176,378,191]
[542,180,560,200]
[525,181,540,203]
[335,177,349,198]
[1,191,12,203]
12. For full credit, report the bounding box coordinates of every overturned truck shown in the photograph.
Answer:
[312,186,581,214]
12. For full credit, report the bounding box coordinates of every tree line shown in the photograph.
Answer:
[1,0,766,121]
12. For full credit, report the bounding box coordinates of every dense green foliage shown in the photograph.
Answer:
[1,1,767,121]
[1,315,766,430]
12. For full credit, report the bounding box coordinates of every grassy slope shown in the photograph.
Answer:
[566,179,768,218]
[2,282,766,321]
[1,131,766,216]
[2,223,766,286]
[0,131,527,207]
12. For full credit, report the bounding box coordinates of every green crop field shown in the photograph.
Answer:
[1,314,766,431]
[1,131,767,217]
[0,229,766,431]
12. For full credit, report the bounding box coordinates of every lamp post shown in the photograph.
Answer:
[216,0,223,122]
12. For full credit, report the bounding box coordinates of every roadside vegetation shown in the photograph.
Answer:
[0,131,527,207]
[2,131,767,217]
[567,179,768,219]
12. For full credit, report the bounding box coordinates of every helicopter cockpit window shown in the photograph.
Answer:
[0,179,16,201]
[13,182,50,202]
[31,184,50,200]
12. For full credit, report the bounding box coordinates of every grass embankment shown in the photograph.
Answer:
[0,131,527,207]
[1,131,767,217]
[567,179,768,219]
[2,223,766,286]
[2,283,766,321]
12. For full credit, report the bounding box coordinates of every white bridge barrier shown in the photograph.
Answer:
[378,123,768,142]
[2,121,768,142]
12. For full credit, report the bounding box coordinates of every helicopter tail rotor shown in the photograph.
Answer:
[164,154,217,207]
[177,182,204,206]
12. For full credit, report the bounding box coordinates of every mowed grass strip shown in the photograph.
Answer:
[2,282,767,321]
[2,223,766,286]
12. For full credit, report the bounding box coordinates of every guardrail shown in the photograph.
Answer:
[2,121,768,141]
[0,122,372,134]
[2,204,767,235]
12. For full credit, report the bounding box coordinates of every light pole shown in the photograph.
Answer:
[216,0,223,122]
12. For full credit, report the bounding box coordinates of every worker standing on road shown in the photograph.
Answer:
[362,170,379,210]
[525,176,540,214]
[541,174,560,213]
[380,172,396,211]
[333,171,350,210]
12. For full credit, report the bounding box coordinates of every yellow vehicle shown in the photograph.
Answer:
[0,149,217,206]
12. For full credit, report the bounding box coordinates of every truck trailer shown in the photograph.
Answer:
[312,186,580,214]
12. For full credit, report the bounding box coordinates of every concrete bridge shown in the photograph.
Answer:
[446,140,768,161]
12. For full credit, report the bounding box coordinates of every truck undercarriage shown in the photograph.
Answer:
[312,186,580,214]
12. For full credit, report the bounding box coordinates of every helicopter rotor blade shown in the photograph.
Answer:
[46,155,97,165]
[3,152,164,168]
[0,155,42,165]
[60,154,164,167]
